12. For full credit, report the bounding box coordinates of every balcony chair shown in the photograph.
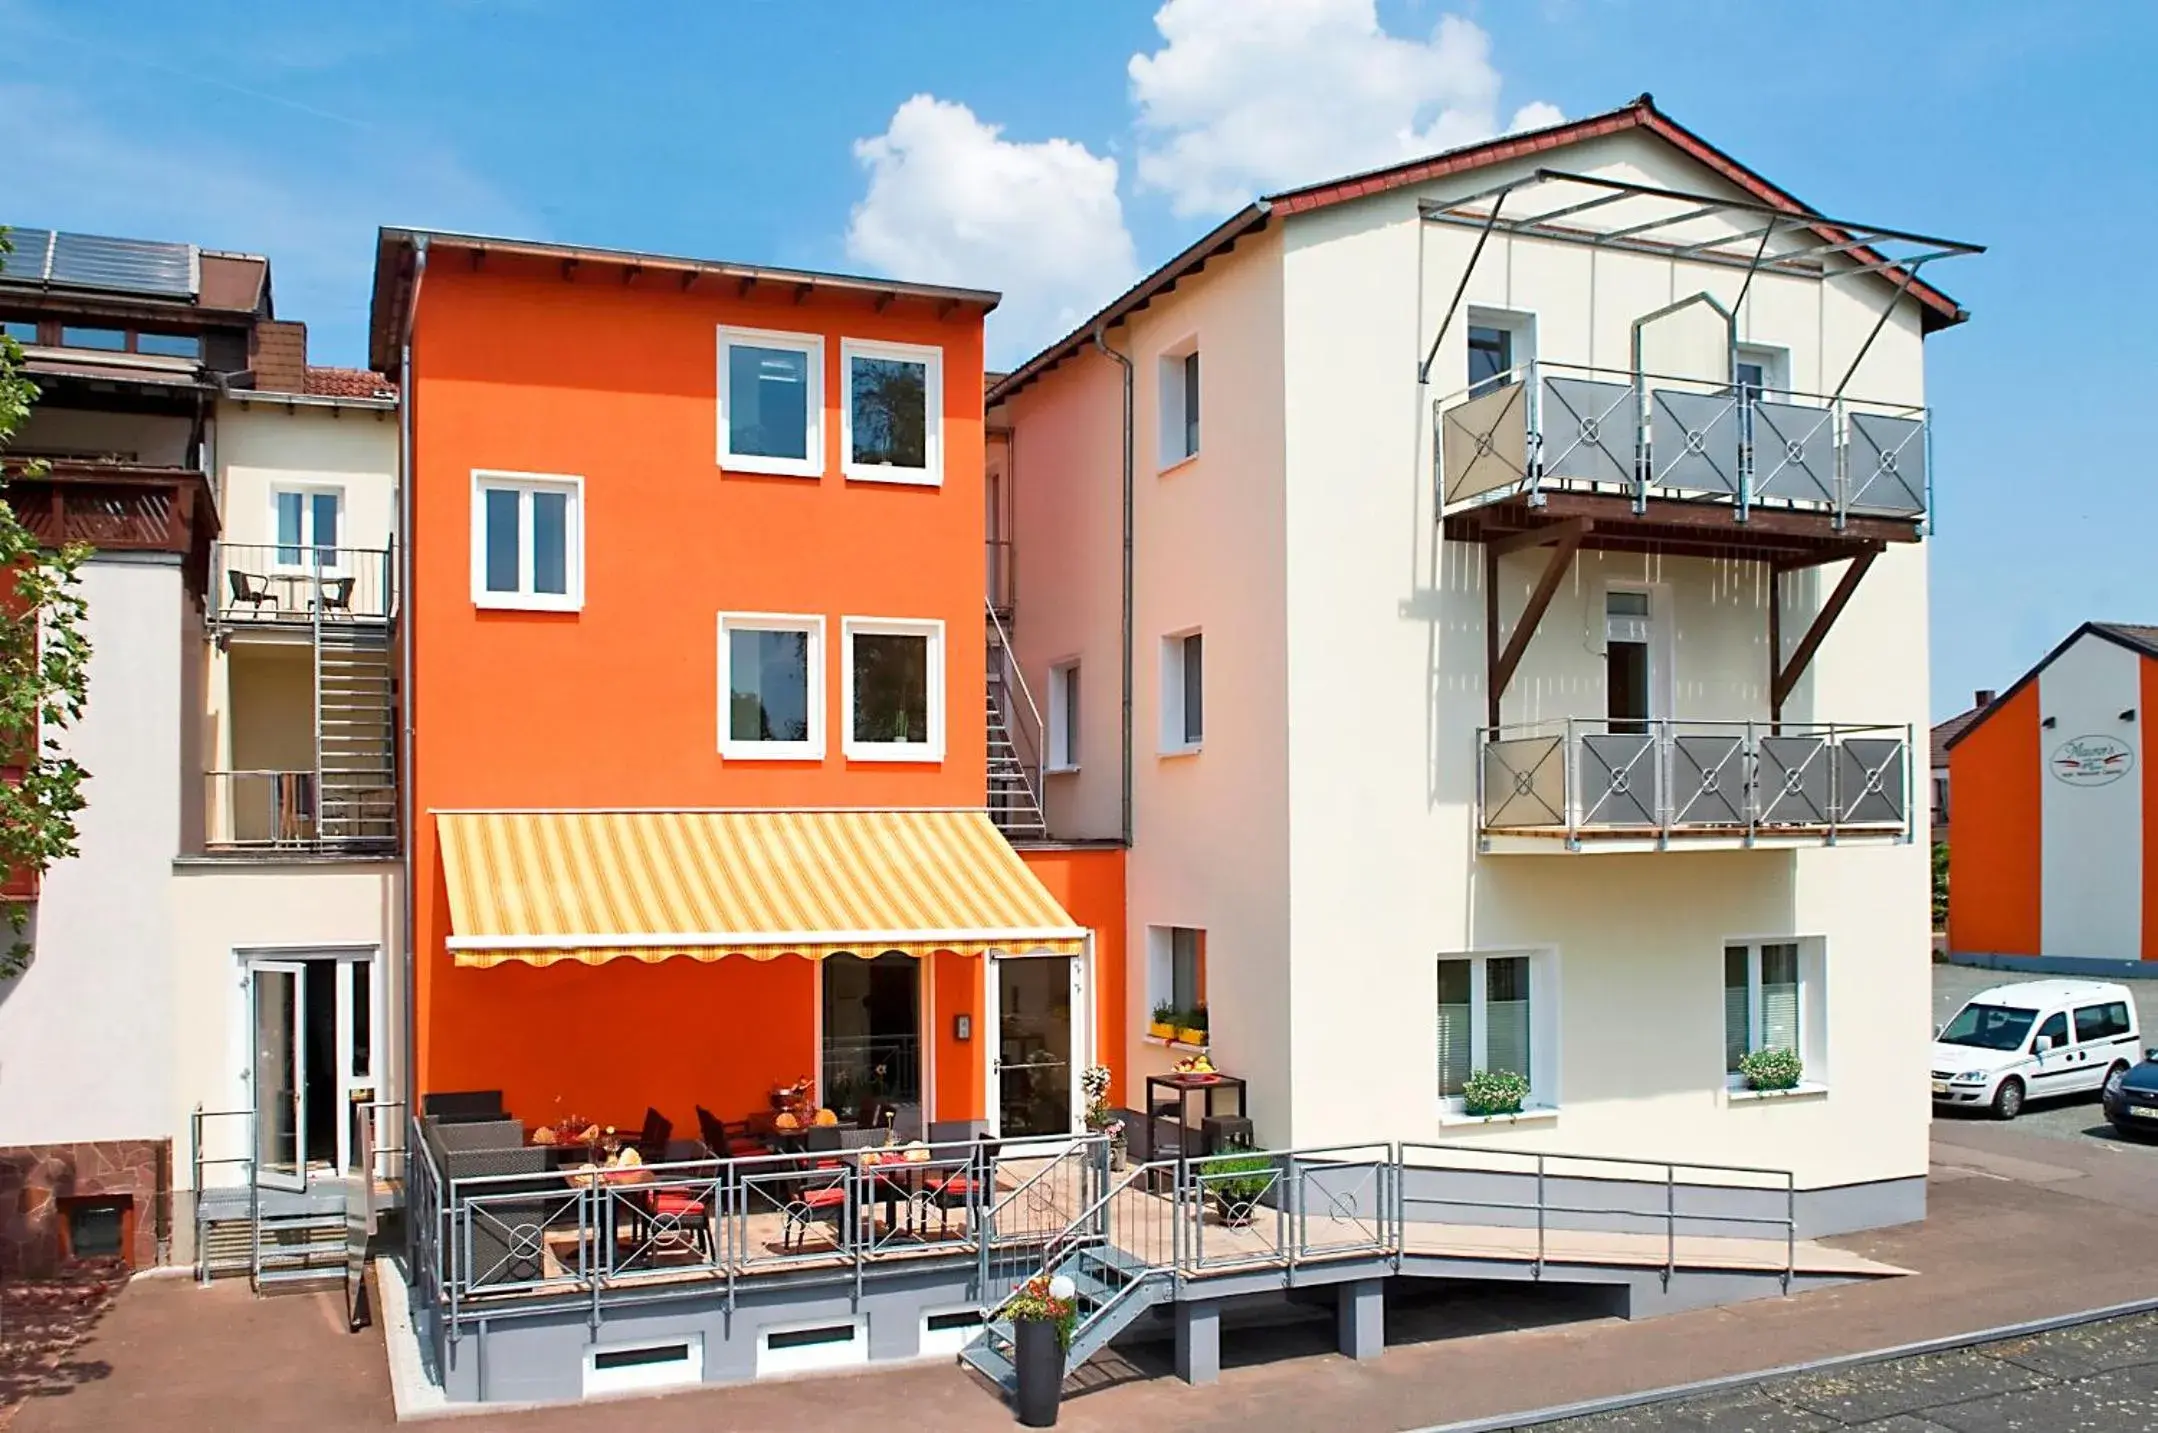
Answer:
[780,1132,855,1252]
[924,1135,1001,1237]
[421,1090,505,1124]
[226,568,276,616]
[318,576,356,615]
[632,1107,672,1163]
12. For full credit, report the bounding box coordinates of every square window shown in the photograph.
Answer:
[1436,950,1553,1112]
[1466,309,1534,399]
[719,614,824,760]
[471,471,584,612]
[272,488,343,571]
[842,340,942,485]
[1047,661,1080,771]
[1161,630,1203,752]
[843,618,944,761]
[718,327,823,476]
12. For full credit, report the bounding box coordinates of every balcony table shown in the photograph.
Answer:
[1145,1071,1249,1189]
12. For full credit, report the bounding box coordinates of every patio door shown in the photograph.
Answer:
[251,961,307,1192]
[988,953,1087,1140]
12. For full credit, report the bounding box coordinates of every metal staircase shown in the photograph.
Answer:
[985,600,1046,841]
[312,624,396,850]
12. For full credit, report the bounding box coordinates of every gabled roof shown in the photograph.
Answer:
[988,93,1966,405]
[1944,622,2158,754]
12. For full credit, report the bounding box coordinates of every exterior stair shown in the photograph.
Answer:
[314,626,396,850]
[960,1244,1167,1391]
[196,1182,351,1291]
[986,678,1047,841]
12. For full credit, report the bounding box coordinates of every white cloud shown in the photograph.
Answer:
[846,95,1138,365]
[1129,0,1564,216]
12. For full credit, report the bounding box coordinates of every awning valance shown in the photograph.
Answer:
[438,809,1088,969]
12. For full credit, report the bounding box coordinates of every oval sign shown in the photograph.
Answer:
[2051,734,2135,787]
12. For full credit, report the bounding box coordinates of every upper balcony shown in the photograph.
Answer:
[1478,717,1912,854]
[210,542,393,630]
[1438,360,1929,561]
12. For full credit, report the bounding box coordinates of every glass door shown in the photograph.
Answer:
[251,962,307,1192]
[993,956,1080,1139]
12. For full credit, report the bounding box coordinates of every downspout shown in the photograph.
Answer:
[397,237,427,1154]
[1092,326,1135,847]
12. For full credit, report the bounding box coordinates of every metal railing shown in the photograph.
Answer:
[820,1033,923,1110]
[189,1105,258,1285]
[212,543,393,624]
[985,596,1047,837]
[1478,717,1912,846]
[204,769,396,852]
[1436,359,1929,527]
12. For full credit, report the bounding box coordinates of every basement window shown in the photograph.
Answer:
[757,1317,868,1377]
[582,1336,702,1396]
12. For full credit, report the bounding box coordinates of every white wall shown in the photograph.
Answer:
[214,399,398,552]
[2038,635,2144,959]
[0,557,186,1146]
[1276,126,1934,1187]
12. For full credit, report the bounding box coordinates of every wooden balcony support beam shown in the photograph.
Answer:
[1770,545,1879,720]
[1487,517,1590,728]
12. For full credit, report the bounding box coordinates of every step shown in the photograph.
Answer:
[959,1340,1016,1392]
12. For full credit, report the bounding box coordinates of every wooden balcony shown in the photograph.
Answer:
[0,458,217,596]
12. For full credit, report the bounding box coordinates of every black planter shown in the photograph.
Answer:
[1013,1317,1064,1427]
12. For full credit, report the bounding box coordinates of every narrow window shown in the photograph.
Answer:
[1048,661,1081,771]
[1181,633,1204,745]
[1182,351,1200,457]
[472,473,583,611]
[1159,345,1201,467]
[1436,958,1473,1099]
[1605,590,1651,735]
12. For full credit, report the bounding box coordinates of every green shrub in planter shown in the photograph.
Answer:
[1738,1047,1804,1091]
[1201,1150,1276,1224]
[1461,1068,1531,1117]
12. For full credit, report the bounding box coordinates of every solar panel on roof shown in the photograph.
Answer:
[0,227,199,298]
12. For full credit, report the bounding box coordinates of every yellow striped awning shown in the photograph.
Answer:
[438,809,1088,969]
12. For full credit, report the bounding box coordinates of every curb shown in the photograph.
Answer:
[1408,1295,2158,1432]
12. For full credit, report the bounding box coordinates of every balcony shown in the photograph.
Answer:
[211,543,392,627]
[1439,361,1928,562]
[1478,718,1912,853]
[204,769,396,854]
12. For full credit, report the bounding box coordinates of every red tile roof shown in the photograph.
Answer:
[304,365,397,400]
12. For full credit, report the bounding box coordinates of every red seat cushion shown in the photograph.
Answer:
[651,1193,706,1217]
[801,1187,848,1210]
[934,1176,979,1197]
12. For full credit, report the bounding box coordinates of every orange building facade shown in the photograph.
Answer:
[372,231,1124,1140]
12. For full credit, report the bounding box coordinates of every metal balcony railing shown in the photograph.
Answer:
[1478,717,1912,847]
[212,543,392,624]
[204,769,396,852]
[1437,360,1929,526]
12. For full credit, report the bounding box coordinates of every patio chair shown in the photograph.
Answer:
[925,1137,1001,1237]
[779,1155,854,1253]
[318,576,355,613]
[226,568,276,616]
[695,1105,733,1159]
[632,1107,672,1163]
[422,1090,505,1124]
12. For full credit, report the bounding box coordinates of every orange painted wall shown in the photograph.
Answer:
[407,256,989,1104]
[931,951,985,1121]
[1948,683,2043,957]
[1018,847,1129,1107]
[2144,660,2158,961]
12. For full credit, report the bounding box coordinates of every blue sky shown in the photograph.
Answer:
[4,0,2154,721]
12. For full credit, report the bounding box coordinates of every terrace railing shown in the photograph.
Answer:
[212,542,393,625]
[1436,360,1929,527]
[1478,717,1912,846]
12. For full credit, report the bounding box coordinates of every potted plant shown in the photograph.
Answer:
[1176,1003,1209,1048]
[1461,1068,1531,1118]
[1081,1064,1127,1170]
[1005,1273,1077,1427]
[1738,1047,1804,1092]
[1201,1149,1275,1227]
[1148,1000,1178,1041]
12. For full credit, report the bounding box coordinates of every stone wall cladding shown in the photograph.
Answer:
[0,1139,169,1275]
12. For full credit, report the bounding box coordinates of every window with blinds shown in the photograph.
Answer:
[1437,959,1472,1097]
[1436,953,1536,1103]
[1726,940,1805,1074]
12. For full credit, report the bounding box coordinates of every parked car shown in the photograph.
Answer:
[2101,1052,2158,1137]
[1931,980,2141,1120]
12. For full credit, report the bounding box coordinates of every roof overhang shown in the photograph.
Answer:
[369,228,1002,372]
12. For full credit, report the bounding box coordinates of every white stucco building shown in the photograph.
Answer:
[988,96,1976,1237]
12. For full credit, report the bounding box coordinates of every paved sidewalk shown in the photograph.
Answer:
[11,1123,2158,1433]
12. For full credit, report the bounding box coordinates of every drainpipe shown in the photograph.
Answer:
[1092,326,1135,847]
[397,237,427,1153]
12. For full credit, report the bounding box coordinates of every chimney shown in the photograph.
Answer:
[251,319,309,393]
[1975,689,1997,708]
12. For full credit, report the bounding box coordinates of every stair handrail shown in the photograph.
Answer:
[983,597,1046,798]
[988,1156,1177,1324]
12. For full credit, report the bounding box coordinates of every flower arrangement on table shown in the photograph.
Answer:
[1005,1273,1079,1349]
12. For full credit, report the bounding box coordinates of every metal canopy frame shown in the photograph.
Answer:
[1416,167,1984,386]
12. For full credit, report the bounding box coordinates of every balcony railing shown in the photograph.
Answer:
[212,543,392,625]
[1478,718,1911,849]
[204,769,396,853]
[1438,361,1928,526]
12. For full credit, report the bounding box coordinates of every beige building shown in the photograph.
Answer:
[989,97,1977,1236]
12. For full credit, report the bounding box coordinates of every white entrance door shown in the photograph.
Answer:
[985,953,1089,1141]
[251,961,308,1192]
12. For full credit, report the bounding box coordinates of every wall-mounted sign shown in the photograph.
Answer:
[2051,734,2135,787]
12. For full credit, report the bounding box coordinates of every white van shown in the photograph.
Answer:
[1931,979,2142,1119]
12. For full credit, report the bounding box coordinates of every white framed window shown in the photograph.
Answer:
[271,486,343,572]
[718,613,825,760]
[1047,660,1080,772]
[917,1307,986,1360]
[755,1317,867,1378]
[1146,925,1207,1017]
[1466,307,1536,399]
[1724,937,1828,1090]
[470,470,583,612]
[1160,629,1203,754]
[842,617,944,762]
[1436,949,1558,1114]
[841,338,942,486]
[1158,342,1199,469]
[717,326,824,477]
[1734,343,1791,403]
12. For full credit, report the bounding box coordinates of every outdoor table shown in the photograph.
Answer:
[856,1152,938,1236]
[1145,1071,1249,1189]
